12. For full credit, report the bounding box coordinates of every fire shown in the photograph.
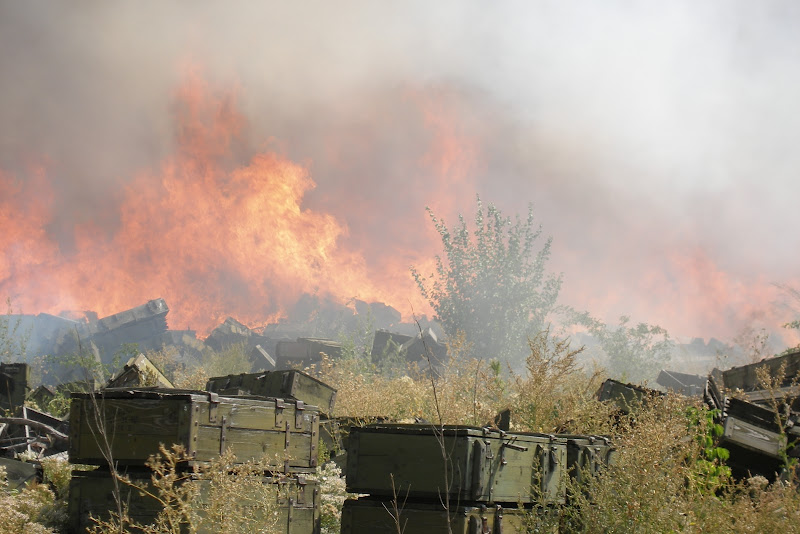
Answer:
[0,72,481,333]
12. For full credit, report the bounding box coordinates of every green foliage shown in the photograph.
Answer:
[686,406,731,495]
[42,346,107,385]
[411,197,561,366]
[0,465,66,534]
[89,445,282,534]
[199,342,252,378]
[336,312,375,369]
[511,328,585,432]
[0,297,29,363]
[779,284,800,340]
[572,312,672,383]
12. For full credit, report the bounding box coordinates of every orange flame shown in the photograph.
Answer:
[0,72,484,333]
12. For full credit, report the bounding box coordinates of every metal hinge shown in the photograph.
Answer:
[219,415,228,455]
[207,392,219,423]
[295,400,305,429]
[275,398,285,428]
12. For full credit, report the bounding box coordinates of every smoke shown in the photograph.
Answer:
[2,1,800,341]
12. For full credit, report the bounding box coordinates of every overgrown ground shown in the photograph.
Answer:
[4,331,800,533]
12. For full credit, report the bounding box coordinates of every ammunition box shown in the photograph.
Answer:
[0,457,38,490]
[596,379,662,413]
[720,348,800,392]
[720,397,784,459]
[560,434,615,485]
[722,415,785,458]
[105,354,174,389]
[0,362,30,413]
[206,370,336,415]
[346,424,567,505]
[340,497,539,534]
[67,467,319,533]
[275,338,342,365]
[68,388,319,471]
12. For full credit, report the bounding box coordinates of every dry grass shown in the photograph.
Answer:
[88,446,283,534]
[0,465,65,534]
[9,333,800,532]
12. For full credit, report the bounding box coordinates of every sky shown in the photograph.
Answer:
[1,1,799,346]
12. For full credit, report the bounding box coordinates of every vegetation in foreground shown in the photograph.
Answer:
[3,330,800,533]
[3,199,800,532]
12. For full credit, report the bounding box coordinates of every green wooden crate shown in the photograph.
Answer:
[720,398,788,459]
[67,468,319,534]
[596,379,662,414]
[68,388,319,471]
[560,434,615,485]
[340,497,552,534]
[720,348,800,392]
[206,370,336,415]
[0,362,30,413]
[346,424,567,505]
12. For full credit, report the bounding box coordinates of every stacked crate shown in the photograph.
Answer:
[66,387,321,533]
[207,370,341,464]
[205,370,337,416]
[560,434,616,503]
[341,425,562,532]
[341,425,615,532]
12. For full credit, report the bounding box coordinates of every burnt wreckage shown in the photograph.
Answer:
[598,347,800,480]
[2,297,800,532]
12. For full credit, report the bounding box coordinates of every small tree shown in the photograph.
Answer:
[572,312,672,383]
[0,297,29,363]
[411,197,561,366]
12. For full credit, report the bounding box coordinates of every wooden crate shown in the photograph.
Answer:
[67,467,319,533]
[206,370,336,415]
[346,424,567,505]
[340,497,546,534]
[559,434,615,485]
[69,388,318,471]
[0,362,29,412]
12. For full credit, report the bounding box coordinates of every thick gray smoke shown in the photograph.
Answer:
[2,1,799,342]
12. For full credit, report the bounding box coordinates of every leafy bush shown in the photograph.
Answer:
[411,197,561,368]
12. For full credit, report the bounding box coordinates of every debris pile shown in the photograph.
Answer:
[599,347,800,480]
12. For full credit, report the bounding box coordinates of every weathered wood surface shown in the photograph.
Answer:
[68,388,318,470]
[561,434,616,485]
[341,498,535,534]
[67,468,319,534]
[718,348,800,392]
[346,424,567,505]
[206,370,336,414]
[596,379,662,414]
[0,362,30,412]
[105,353,174,389]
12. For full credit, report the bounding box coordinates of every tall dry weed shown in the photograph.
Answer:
[89,446,283,534]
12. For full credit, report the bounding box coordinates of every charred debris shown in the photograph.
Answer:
[598,347,800,481]
[5,296,446,383]
[3,297,800,531]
